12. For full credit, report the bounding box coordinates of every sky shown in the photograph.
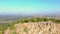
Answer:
[0,0,60,16]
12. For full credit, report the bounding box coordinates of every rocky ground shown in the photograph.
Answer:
[4,21,60,34]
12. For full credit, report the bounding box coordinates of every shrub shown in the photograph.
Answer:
[30,18,38,22]
[23,27,28,33]
[11,31,17,34]
[8,23,15,30]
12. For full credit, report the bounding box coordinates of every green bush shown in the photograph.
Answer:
[42,18,48,21]
[8,23,15,30]
[0,24,9,34]
[11,31,17,34]
[23,27,28,33]
[30,18,37,22]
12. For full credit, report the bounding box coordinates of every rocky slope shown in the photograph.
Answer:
[4,21,60,34]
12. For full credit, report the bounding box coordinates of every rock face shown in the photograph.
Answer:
[4,21,60,34]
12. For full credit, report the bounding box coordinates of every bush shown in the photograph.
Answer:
[30,18,37,22]
[8,23,15,30]
[11,31,17,34]
[0,24,8,34]
[23,27,28,33]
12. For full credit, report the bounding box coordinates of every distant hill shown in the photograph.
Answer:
[0,15,21,23]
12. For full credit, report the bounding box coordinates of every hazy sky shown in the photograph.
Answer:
[0,0,60,16]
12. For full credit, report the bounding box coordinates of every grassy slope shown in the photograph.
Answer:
[0,17,60,34]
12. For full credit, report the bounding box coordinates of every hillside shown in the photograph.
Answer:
[0,17,60,34]
[4,21,60,34]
